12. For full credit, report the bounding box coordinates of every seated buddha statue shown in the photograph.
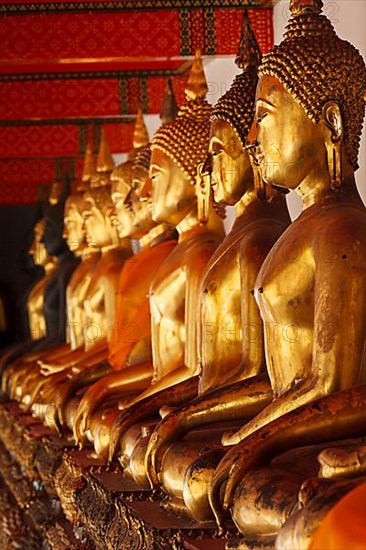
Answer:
[14,145,101,407]
[101,52,232,467]
[70,151,180,457]
[38,113,150,381]
[1,178,80,395]
[36,129,132,371]
[69,52,225,462]
[54,88,181,450]
[0,216,56,392]
[115,12,290,514]
[206,0,366,540]
[27,217,56,341]
[25,131,135,424]
[38,102,178,440]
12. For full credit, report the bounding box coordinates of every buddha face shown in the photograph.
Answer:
[252,75,327,190]
[29,220,48,266]
[210,119,253,206]
[63,199,85,252]
[149,149,195,226]
[130,168,155,235]
[83,192,115,248]
[110,169,135,239]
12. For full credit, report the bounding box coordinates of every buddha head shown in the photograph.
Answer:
[63,144,96,253]
[252,0,366,192]
[111,110,150,238]
[110,160,135,239]
[210,10,261,206]
[83,129,118,248]
[83,182,118,248]
[150,51,212,226]
[29,218,49,267]
[134,80,179,234]
[42,179,71,257]
[130,144,155,235]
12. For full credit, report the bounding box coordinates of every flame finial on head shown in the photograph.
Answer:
[235,9,262,71]
[78,142,96,191]
[133,108,150,150]
[96,128,114,175]
[151,49,212,185]
[160,78,179,125]
[290,0,323,17]
[185,50,208,102]
[211,9,261,147]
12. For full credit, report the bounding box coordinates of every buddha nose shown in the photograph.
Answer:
[246,120,258,147]
[141,176,152,200]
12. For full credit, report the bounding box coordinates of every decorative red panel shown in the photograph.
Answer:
[146,75,187,115]
[0,158,55,185]
[0,11,181,61]
[0,126,79,158]
[215,8,273,54]
[0,80,121,120]
[1,0,268,8]
[103,122,135,155]
[0,182,42,204]
[0,8,272,60]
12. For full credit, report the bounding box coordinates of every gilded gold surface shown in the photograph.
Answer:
[139,13,290,524]
[27,218,56,341]
[208,0,366,540]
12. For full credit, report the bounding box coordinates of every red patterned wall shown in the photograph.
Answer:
[0,5,274,203]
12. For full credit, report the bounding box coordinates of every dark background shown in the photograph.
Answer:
[0,204,42,349]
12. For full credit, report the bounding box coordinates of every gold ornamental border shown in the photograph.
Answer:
[0,0,272,15]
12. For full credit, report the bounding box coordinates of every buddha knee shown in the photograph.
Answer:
[183,447,226,522]
[231,467,300,536]
[129,436,151,489]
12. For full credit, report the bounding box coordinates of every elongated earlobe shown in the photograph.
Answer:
[322,101,343,190]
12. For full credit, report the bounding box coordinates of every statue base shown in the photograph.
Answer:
[0,398,236,549]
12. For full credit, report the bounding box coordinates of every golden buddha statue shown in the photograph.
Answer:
[64,145,100,352]
[1,179,80,397]
[12,146,100,408]
[32,143,98,371]
[0,215,56,385]
[70,53,225,462]
[37,129,129,368]
[205,0,366,540]
[59,88,179,450]
[119,13,290,516]
[24,130,135,424]
[27,218,56,341]
[16,189,90,406]
[40,104,177,442]
[70,151,180,456]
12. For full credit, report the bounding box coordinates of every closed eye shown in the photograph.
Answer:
[257,112,268,124]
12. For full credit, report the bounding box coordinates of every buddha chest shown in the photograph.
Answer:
[199,235,242,393]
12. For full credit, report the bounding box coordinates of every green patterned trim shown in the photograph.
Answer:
[0,116,135,127]
[0,1,269,15]
[95,124,102,155]
[119,78,129,115]
[79,125,86,155]
[204,7,216,56]
[179,9,191,56]
[139,77,149,114]
[0,67,191,83]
